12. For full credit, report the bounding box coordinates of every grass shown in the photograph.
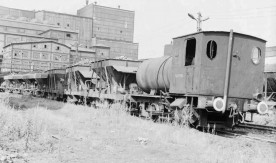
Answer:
[0,102,61,152]
[4,94,65,110]
[0,94,275,163]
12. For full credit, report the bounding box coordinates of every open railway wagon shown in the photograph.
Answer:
[264,72,276,107]
[45,69,66,100]
[90,58,141,103]
[65,64,97,103]
[132,30,269,128]
[65,59,142,105]
[0,72,10,92]
[3,73,26,94]
[21,72,48,96]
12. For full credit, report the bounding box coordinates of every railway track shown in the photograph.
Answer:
[216,129,276,144]
[216,123,276,144]
[236,123,276,132]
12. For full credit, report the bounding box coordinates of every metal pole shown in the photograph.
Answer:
[197,13,201,31]
[104,66,110,93]
[77,29,81,62]
[74,70,77,91]
[11,45,13,73]
[265,73,268,100]
[76,45,79,63]
[223,29,234,112]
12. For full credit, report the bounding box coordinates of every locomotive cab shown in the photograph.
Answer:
[169,31,267,127]
[170,31,265,98]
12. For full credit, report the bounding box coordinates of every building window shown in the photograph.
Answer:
[206,40,217,60]
[57,23,60,26]
[56,46,60,50]
[44,44,47,48]
[67,24,70,27]
[66,33,71,38]
[33,44,37,48]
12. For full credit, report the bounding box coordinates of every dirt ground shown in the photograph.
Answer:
[249,109,276,126]
[0,93,275,163]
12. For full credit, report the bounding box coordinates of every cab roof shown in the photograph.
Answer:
[173,31,266,43]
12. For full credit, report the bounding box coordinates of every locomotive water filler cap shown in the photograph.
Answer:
[213,97,225,112]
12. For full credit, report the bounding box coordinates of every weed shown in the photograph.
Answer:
[0,94,274,163]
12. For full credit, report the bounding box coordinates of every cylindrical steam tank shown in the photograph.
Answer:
[136,56,172,93]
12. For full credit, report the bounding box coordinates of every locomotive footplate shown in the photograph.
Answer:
[130,94,172,103]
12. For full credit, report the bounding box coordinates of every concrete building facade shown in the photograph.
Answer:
[0,6,35,19]
[39,28,79,46]
[0,3,138,72]
[77,4,135,42]
[1,41,70,72]
[1,40,110,72]
[35,10,93,47]
[0,17,59,52]
[77,4,138,59]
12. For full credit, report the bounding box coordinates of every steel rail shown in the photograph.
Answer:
[216,129,276,144]
[237,123,276,132]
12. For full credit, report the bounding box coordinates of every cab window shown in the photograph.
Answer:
[185,38,196,66]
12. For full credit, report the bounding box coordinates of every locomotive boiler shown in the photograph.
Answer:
[136,56,172,93]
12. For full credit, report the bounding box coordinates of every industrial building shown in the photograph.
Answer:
[77,4,138,59]
[1,41,71,72]
[0,2,138,73]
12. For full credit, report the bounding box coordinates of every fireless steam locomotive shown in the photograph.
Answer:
[1,30,268,128]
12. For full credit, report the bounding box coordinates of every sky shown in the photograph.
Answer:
[1,0,276,59]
